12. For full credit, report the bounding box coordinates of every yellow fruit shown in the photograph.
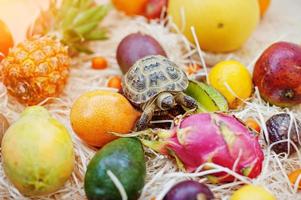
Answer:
[0,36,70,105]
[70,90,140,147]
[230,185,276,200]
[168,0,260,52]
[209,60,253,108]
[2,106,74,196]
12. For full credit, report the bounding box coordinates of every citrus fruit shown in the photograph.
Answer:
[209,60,253,108]
[168,0,260,52]
[230,185,276,200]
[288,169,301,190]
[258,0,271,17]
[112,0,148,16]
[0,19,14,60]
[70,90,140,147]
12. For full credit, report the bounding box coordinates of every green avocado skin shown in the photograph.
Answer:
[84,138,146,200]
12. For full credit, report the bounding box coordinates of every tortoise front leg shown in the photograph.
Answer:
[175,92,198,109]
[135,103,156,131]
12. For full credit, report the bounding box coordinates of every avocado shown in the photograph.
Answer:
[84,138,146,200]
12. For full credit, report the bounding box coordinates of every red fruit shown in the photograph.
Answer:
[143,113,264,183]
[253,42,301,107]
[144,0,167,19]
[116,32,167,74]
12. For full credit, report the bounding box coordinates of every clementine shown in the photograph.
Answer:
[0,20,14,60]
[70,90,140,147]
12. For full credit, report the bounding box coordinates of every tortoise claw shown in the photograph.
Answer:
[135,104,156,131]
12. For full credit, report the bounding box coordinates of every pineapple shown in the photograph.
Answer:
[0,0,109,105]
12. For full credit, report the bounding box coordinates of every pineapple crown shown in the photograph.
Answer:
[27,0,110,54]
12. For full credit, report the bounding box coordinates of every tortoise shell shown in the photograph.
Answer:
[122,55,188,104]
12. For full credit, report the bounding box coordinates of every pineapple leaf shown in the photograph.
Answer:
[89,5,110,22]
[72,44,94,54]
[74,22,98,35]
[84,29,108,41]
[73,5,104,27]
[61,7,79,30]
[78,0,94,9]
[58,0,73,20]
[63,29,82,43]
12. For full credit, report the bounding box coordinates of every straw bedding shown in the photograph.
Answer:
[0,0,301,199]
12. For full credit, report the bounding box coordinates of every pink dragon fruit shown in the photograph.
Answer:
[142,113,264,183]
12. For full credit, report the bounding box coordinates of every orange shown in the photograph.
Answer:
[70,90,140,147]
[0,20,14,60]
[112,0,148,15]
[288,169,301,190]
[258,0,271,17]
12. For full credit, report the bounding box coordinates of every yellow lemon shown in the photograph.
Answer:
[230,185,276,200]
[209,60,253,108]
[168,0,260,52]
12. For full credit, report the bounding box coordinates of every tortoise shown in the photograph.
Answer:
[122,55,198,131]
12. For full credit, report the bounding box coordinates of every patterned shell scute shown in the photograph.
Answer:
[123,55,189,104]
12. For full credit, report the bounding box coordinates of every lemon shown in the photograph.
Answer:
[209,60,253,108]
[230,185,276,200]
[168,0,260,52]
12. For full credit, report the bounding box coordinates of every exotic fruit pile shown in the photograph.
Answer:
[0,0,301,199]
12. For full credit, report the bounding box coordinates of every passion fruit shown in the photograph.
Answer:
[265,113,301,155]
[116,32,167,73]
[164,180,214,200]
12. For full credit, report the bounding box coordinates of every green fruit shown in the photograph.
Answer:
[85,138,146,200]
[185,80,228,112]
[2,106,74,196]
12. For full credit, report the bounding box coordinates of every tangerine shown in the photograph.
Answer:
[70,90,140,147]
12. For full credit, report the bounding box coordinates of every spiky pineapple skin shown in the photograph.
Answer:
[0,36,70,105]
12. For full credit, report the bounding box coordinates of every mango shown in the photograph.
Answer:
[2,106,74,196]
